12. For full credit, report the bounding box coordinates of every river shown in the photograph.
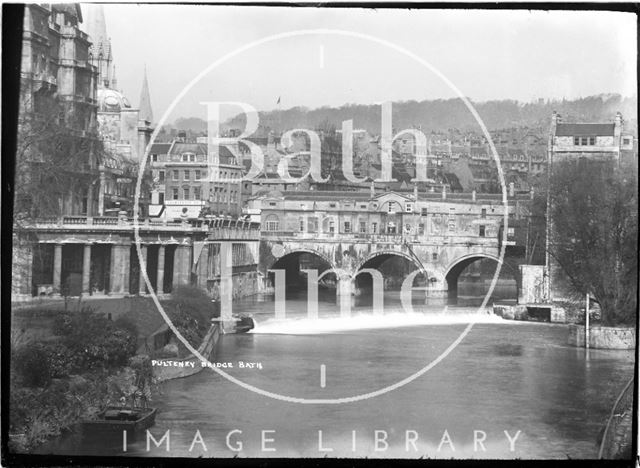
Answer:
[37,285,635,459]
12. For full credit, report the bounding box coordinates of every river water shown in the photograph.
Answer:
[37,286,635,459]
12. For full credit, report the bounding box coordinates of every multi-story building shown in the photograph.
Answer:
[148,138,251,220]
[83,3,155,216]
[549,111,634,163]
[546,112,636,303]
[17,4,101,217]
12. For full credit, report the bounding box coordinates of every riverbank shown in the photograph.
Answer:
[9,307,146,452]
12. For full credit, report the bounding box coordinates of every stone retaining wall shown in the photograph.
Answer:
[152,323,221,382]
[568,325,635,349]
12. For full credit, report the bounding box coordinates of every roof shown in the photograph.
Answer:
[169,143,208,155]
[149,143,171,154]
[555,123,615,137]
[279,191,373,201]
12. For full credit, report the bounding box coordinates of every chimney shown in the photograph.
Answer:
[472,189,476,202]
[614,112,623,138]
[370,180,375,198]
[509,182,515,197]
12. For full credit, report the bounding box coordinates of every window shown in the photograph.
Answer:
[372,222,377,234]
[421,207,428,216]
[172,171,178,181]
[481,208,486,219]
[183,188,190,199]
[623,137,631,145]
[158,192,164,204]
[184,170,190,181]
[388,203,394,213]
[265,215,279,231]
[405,203,413,212]
[360,221,366,233]
[479,225,486,237]
[329,203,336,208]
[405,223,412,233]
[151,154,158,162]
[195,170,201,180]
[172,188,179,200]
[360,204,367,209]
[344,221,351,233]
[269,202,277,207]
[507,227,515,236]
[418,223,425,235]
[194,187,201,200]
[575,136,596,146]
[159,170,165,182]
[329,221,335,234]
[432,252,438,261]
[300,218,305,232]
[190,154,196,162]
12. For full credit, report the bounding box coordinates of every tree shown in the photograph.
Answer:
[549,158,637,326]
[14,94,101,223]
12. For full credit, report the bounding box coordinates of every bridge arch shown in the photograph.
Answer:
[267,248,335,290]
[444,253,518,301]
[356,250,431,290]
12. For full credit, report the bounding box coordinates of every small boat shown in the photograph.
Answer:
[83,406,157,433]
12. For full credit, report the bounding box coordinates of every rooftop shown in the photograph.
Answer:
[555,123,615,137]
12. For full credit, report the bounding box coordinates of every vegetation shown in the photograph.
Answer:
[549,158,637,326]
[164,285,217,346]
[167,94,637,136]
[9,307,143,452]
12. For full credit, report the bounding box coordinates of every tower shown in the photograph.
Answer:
[83,3,115,89]
[138,66,154,125]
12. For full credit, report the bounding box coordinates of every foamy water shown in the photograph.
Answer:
[251,310,505,335]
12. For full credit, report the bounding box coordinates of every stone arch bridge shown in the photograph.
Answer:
[259,230,525,300]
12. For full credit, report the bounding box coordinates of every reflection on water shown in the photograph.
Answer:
[36,286,634,459]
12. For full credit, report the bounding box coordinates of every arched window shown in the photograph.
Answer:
[265,214,279,232]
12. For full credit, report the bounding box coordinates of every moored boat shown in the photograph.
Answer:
[82,406,157,433]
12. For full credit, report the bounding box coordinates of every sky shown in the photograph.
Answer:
[89,5,637,124]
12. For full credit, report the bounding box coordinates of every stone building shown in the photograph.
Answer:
[546,112,636,303]
[83,3,155,215]
[148,138,251,220]
[17,3,100,217]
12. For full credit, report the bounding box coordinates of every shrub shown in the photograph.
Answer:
[12,345,50,387]
[42,342,78,378]
[51,308,139,371]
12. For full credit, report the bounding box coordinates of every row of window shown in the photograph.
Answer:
[573,136,596,146]
[267,217,488,237]
[168,187,240,202]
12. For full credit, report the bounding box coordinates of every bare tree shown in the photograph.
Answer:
[549,158,637,326]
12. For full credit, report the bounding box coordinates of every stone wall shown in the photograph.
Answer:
[152,323,221,382]
[568,325,635,350]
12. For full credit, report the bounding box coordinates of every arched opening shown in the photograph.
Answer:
[268,251,333,299]
[355,252,429,307]
[445,255,518,306]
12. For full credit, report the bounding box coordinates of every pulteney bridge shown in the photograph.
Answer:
[257,190,530,300]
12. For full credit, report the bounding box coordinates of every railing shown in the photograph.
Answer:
[31,216,261,238]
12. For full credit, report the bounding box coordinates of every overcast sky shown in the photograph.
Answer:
[91,5,637,123]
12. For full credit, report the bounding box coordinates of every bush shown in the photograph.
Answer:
[165,285,215,346]
[41,342,79,378]
[51,308,139,371]
[12,345,50,387]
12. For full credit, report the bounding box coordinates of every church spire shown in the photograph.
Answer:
[138,66,153,124]
[83,3,114,88]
